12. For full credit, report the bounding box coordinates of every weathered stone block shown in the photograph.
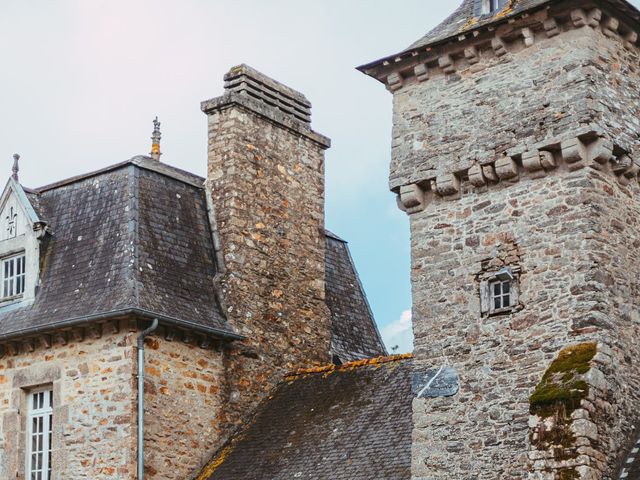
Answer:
[602,17,620,38]
[438,54,456,74]
[491,37,508,57]
[387,72,403,92]
[624,31,638,49]
[571,9,588,28]
[494,157,518,180]
[482,164,498,182]
[399,184,427,213]
[468,164,486,187]
[587,138,613,169]
[522,150,543,174]
[464,46,480,65]
[435,174,459,196]
[543,18,560,38]
[414,63,429,82]
[561,138,587,170]
[588,9,603,28]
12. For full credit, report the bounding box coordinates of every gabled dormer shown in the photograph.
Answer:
[0,168,47,309]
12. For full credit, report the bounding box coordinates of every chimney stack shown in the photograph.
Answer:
[201,64,332,432]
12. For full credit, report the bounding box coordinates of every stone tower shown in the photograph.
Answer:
[201,65,333,432]
[361,1,640,478]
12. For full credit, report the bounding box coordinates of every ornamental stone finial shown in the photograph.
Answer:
[150,117,162,161]
[12,154,19,182]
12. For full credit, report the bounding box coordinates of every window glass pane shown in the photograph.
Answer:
[493,282,501,296]
[1,254,26,298]
[503,281,510,293]
[27,388,53,480]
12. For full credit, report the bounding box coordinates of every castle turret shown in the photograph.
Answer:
[201,65,332,432]
[361,1,640,478]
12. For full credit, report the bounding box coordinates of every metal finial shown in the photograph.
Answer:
[12,154,19,182]
[150,117,162,161]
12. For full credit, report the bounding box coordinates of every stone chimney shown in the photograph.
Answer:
[201,64,332,432]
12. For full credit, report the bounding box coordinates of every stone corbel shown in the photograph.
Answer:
[464,47,480,65]
[561,138,587,170]
[482,164,499,183]
[468,164,486,187]
[619,160,640,186]
[612,154,631,175]
[495,157,519,180]
[602,17,620,38]
[492,37,508,57]
[521,28,535,47]
[522,150,556,178]
[624,31,638,49]
[587,138,613,170]
[436,173,460,196]
[543,18,560,38]
[414,63,429,82]
[438,54,456,74]
[399,184,427,214]
[588,9,603,28]
[387,72,403,92]
[571,9,588,28]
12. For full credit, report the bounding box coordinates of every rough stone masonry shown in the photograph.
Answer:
[361,0,640,478]
[201,64,333,436]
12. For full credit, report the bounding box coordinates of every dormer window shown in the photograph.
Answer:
[480,0,506,15]
[0,174,47,308]
[2,253,26,299]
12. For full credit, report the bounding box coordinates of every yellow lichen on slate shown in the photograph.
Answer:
[284,353,413,381]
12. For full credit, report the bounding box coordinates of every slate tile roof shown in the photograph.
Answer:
[196,354,414,480]
[359,0,640,71]
[406,0,553,51]
[0,157,236,340]
[0,157,383,362]
[325,231,387,362]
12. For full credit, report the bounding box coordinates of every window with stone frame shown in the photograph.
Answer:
[2,252,26,300]
[480,267,520,316]
[26,387,53,480]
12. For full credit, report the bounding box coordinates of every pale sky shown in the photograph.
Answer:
[2,1,638,354]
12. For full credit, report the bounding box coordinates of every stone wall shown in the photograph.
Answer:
[0,327,137,480]
[379,4,640,479]
[0,324,229,480]
[143,335,225,479]
[202,65,333,435]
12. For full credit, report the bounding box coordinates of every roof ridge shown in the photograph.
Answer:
[126,165,141,306]
[35,157,204,193]
[284,353,413,380]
